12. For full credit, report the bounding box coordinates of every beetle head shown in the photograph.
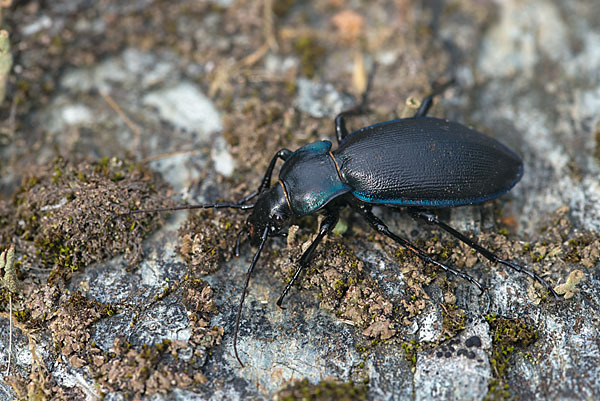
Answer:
[247,183,291,245]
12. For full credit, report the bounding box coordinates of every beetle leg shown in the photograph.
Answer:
[414,96,434,117]
[414,78,456,118]
[334,113,351,144]
[259,149,293,191]
[236,149,293,204]
[335,99,370,144]
[234,226,249,257]
[276,208,340,307]
[410,210,560,299]
[334,65,377,144]
[356,204,486,294]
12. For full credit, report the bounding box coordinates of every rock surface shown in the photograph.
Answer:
[0,1,599,400]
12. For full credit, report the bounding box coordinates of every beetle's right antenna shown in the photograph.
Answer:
[233,226,269,368]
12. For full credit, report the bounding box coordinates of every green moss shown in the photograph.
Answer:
[401,340,419,366]
[105,305,114,317]
[294,36,325,78]
[564,233,596,263]
[177,209,244,276]
[155,339,172,353]
[355,344,368,353]
[111,171,125,182]
[14,308,31,323]
[441,303,466,338]
[4,156,171,284]
[275,378,368,401]
[26,177,39,187]
[333,279,346,297]
[484,317,538,400]
[51,167,62,183]
[530,253,543,263]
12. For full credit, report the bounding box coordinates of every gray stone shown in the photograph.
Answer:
[295,78,355,119]
[415,320,491,401]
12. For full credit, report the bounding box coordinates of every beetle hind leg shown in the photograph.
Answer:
[410,209,559,300]
[355,204,486,295]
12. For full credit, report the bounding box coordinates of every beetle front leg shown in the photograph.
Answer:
[409,209,559,299]
[335,100,370,144]
[334,65,376,144]
[236,149,293,204]
[414,95,434,117]
[355,204,486,294]
[335,104,370,144]
[276,207,340,307]
[413,78,455,118]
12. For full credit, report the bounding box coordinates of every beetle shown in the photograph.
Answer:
[126,90,558,367]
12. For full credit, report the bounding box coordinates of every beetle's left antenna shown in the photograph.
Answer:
[233,226,269,367]
[113,202,255,218]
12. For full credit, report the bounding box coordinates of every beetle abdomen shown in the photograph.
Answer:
[333,117,523,207]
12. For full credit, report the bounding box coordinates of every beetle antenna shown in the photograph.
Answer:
[431,76,455,96]
[233,226,269,368]
[114,202,255,218]
[360,61,377,107]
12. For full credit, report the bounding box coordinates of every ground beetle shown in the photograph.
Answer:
[126,88,558,367]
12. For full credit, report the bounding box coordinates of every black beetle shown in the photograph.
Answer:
[126,90,558,367]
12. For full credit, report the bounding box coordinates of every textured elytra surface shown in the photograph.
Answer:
[334,117,523,207]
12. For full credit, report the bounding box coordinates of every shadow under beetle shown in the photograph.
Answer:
[126,91,558,367]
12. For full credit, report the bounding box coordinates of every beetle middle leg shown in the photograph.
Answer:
[354,203,486,294]
[409,209,559,299]
[276,207,340,307]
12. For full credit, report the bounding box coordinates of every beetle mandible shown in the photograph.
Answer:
[127,88,558,367]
